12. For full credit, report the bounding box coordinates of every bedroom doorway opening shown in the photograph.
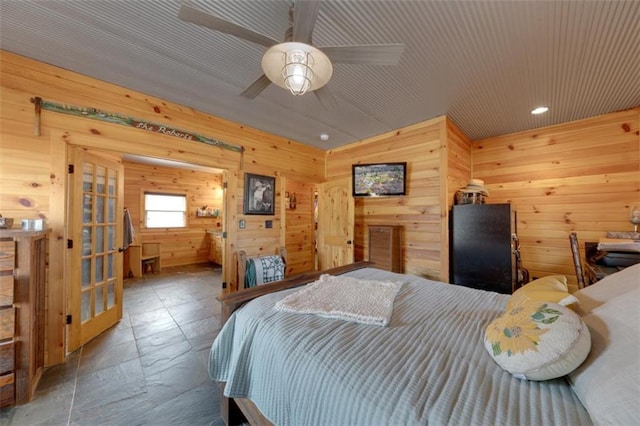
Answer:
[65,146,228,353]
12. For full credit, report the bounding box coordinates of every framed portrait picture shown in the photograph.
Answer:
[243,173,275,215]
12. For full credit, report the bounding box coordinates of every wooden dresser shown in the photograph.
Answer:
[0,229,47,407]
[368,225,402,273]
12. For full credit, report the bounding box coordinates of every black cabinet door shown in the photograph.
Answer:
[450,204,514,294]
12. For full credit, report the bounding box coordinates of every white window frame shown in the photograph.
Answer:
[143,192,188,229]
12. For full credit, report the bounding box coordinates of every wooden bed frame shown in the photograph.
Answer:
[216,261,374,426]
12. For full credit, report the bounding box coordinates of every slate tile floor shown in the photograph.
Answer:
[1,264,225,426]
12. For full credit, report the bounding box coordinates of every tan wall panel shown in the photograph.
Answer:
[444,119,473,281]
[283,180,316,276]
[327,117,447,279]
[472,108,640,288]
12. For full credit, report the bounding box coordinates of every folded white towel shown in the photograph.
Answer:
[274,274,403,326]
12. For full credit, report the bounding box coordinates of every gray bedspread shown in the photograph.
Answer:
[209,268,592,426]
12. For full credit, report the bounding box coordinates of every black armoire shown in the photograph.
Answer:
[450,203,516,294]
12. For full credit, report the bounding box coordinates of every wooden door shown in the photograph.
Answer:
[67,148,124,352]
[317,177,354,269]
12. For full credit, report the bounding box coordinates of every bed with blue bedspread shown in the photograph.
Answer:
[210,263,639,425]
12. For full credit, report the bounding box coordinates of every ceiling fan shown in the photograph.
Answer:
[178,1,405,107]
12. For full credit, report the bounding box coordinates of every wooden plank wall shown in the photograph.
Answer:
[0,50,325,365]
[443,120,474,282]
[326,117,447,279]
[472,108,640,291]
[283,180,316,276]
[122,161,223,267]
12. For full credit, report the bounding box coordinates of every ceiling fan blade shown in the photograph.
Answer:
[314,86,337,110]
[240,74,272,99]
[292,1,321,44]
[321,44,405,65]
[178,2,279,48]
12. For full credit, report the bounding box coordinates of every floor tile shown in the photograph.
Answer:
[35,349,81,393]
[3,264,225,426]
[73,358,147,413]
[135,326,187,358]
[77,338,139,377]
[168,301,218,327]
[144,352,210,406]
[180,316,222,341]
[147,381,221,426]
[6,380,75,425]
[130,307,179,339]
[69,391,156,426]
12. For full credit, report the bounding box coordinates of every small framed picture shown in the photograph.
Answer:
[243,173,275,215]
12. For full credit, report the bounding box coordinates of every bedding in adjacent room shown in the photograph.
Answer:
[209,268,593,426]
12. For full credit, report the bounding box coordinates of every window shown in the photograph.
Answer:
[144,192,187,228]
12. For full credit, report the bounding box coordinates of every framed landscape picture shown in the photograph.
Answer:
[352,162,407,196]
[243,173,275,215]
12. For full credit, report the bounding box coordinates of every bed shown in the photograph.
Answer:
[209,261,640,425]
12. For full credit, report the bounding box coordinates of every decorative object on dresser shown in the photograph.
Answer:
[0,215,14,229]
[0,229,48,407]
[368,225,402,273]
[450,203,517,294]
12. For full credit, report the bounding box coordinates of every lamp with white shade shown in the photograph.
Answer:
[262,42,333,96]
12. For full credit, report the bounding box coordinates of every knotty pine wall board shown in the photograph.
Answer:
[0,50,325,366]
[472,107,639,291]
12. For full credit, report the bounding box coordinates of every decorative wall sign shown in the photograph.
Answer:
[30,97,243,154]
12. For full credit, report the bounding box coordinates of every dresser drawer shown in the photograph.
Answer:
[0,240,15,272]
[0,275,13,306]
[0,376,15,407]
[0,341,14,375]
[0,308,15,340]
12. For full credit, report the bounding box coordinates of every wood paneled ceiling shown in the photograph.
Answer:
[1,0,638,149]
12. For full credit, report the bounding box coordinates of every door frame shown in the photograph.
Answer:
[48,130,233,363]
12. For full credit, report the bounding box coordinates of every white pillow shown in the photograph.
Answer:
[572,263,640,316]
[484,301,591,381]
[568,287,640,425]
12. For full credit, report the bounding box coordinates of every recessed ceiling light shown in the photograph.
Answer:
[320,133,330,141]
[531,106,549,115]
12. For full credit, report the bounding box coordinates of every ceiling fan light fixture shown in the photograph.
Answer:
[262,42,333,96]
[282,50,314,95]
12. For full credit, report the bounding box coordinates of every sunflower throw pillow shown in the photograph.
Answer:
[484,301,591,381]
[505,275,578,311]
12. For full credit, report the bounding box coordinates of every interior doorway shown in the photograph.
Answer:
[65,146,228,354]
